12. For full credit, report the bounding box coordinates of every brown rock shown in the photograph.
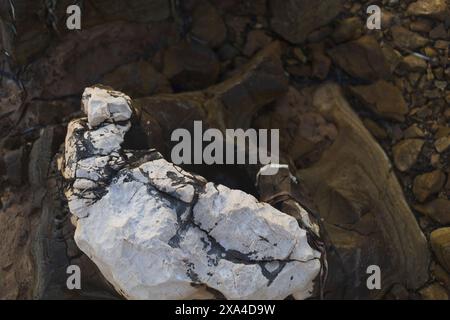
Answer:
[349,80,408,121]
[404,124,426,139]
[3,148,26,186]
[410,19,434,33]
[407,0,449,20]
[432,263,450,289]
[331,17,363,43]
[363,119,388,139]
[381,10,397,29]
[436,126,450,139]
[286,65,312,78]
[328,36,391,81]
[191,0,227,48]
[430,23,448,40]
[243,30,273,57]
[415,198,450,225]
[212,0,267,16]
[307,26,333,43]
[135,42,289,154]
[435,40,450,50]
[413,170,446,202]
[163,40,220,92]
[419,283,449,300]
[270,0,342,44]
[381,45,403,72]
[70,0,171,23]
[425,47,439,57]
[435,136,450,153]
[101,61,172,98]
[392,139,425,172]
[294,84,429,298]
[27,21,178,99]
[391,26,429,50]
[431,228,450,273]
[399,55,428,72]
[309,43,331,80]
[385,284,410,300]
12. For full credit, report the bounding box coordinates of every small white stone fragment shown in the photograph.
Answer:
[82,87,132,127]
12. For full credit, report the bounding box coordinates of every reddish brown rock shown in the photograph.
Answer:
[349,80,408,121]
[243,30,273,57]
[328,36,391,81]
[309,43,331,80]
[26,21,178,99]
[407,0,449,20]
[413,170,446,202]
[419,282,449,300]
[331,17,363,43]
[101,60,172,98]
[392,139,425,172]
[190,0,227,48]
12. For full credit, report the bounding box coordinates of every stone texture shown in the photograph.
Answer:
[63,87,321,300]
[190,0,227,48]
[392,139,425,172]
[399,55,428,72]
[430,228,450,273]
[331,17,363,43]
[163,41,221,92]
[254,83,430,299]
[26,21,178,99]
[82,87,133,127]
[270,0,342,44]
[328,36,391,81]
[435,136,450,153]
[101,61,173,98]
[391,26,429,50]
[348,80,409,122]
[413,170,446,202]
[415,199,450,225]
[419,282,449,300]
[407,0,449,20]
[243,30,273,57]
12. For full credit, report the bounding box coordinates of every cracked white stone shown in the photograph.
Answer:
[82,87,133,127]
[63,86,322,300]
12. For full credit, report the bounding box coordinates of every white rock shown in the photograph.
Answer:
[82,87,132,127]
[64,86,322,300]
[74,163,321,300]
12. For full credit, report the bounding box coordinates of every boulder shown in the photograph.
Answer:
[63,87,321,300]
